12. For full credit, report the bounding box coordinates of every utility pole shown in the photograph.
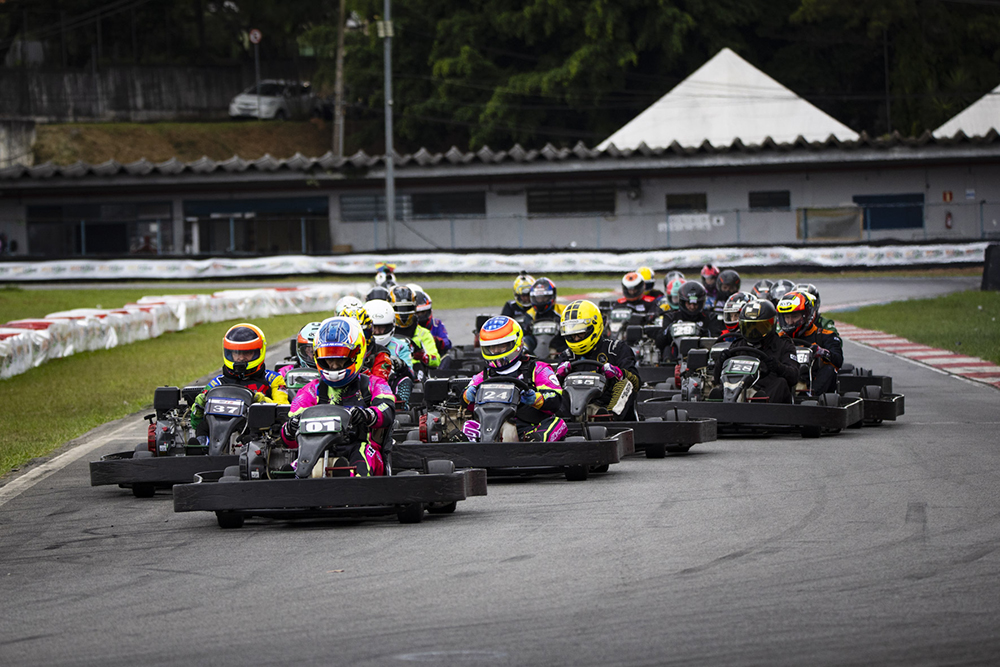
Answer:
[380,0,395,249]
[333,0,346,156]
[883,29,892,135]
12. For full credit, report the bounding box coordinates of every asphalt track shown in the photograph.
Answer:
[2,278,998,666]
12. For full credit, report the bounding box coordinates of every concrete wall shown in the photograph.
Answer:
[0,199,27,254]
[0,120,35,168]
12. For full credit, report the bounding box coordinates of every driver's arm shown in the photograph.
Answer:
[771,338,800,388]
[609,341,641,395]
[366,376,396,430]
[461,371,486,411]
[531,363,564,412]
[265,372,289,405]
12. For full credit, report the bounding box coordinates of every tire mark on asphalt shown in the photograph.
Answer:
[905,501,928,542]
[0,633,57,647]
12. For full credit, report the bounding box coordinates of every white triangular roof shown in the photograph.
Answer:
[598,48,859,150]
[933,83,1000,138]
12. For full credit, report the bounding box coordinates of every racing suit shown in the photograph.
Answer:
[427,317,452,354]
[527,303,568,356]
[781,324,844,395]
[190,365,289,433]
[615,295,660,323]
[461,356,568,442]
[655,310,723,361]
[280,374,395,476]
[372,338,415,409]
[407,325,441,369]
[714,333,798,403]
[555,338,641,421]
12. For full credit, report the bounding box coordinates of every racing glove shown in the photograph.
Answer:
[810,344,831,361]
[349,407,379,430]
[555,361,572,379]
[461,419,481,441]
[757,361,770,376]
[283,414,301,439]
[413,347,430,365]
[252,391,268,404]
[189,393,207,428]
[602,363,623,381]
[462,383,478,405]
[519,389,542,409]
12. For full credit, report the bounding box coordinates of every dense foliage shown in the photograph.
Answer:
[3,0,1000,150]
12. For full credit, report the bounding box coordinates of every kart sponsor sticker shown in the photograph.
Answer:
[727,359,759,374]
[477,383,516,403]
[206,397,247,417]
[796,349,812,363]
[301,416,343,433]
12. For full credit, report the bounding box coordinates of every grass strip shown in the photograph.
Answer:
[0,285,221,325]
[833,290,1000,364]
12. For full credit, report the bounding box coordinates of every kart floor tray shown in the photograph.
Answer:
[838,374,893,394]
[858,393,905,422]
[642,396,864,431]
[173,468,487,514]
[637,365,676,385]
[392,430,634,475]
[90,451,239,487]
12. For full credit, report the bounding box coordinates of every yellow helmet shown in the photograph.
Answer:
[559,300,604,355]
[512,271,535,307]
[637,266,655,292]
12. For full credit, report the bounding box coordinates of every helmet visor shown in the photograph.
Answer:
[740,319,773,343]
[373,323,394,337]
[778,311,806,332]
[224,348,261,365]
[316,345,359,371]
[394,306,416,329]
[297,343,314,361]
[482,340,518,358]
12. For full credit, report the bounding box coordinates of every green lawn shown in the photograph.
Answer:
[834,290,1000,364]
[0,285,225,324]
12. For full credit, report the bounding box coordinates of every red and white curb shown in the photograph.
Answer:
[838,323,1000,390]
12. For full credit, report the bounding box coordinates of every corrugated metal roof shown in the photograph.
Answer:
[1,129,998,183]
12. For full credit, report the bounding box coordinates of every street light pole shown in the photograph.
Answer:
[333,0,346,155]
[382,0,395,250]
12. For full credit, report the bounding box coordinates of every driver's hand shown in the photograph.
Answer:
[757,360,770,376]
[252,391,268,403]
[602,363,623,380]
[519,389,541,408]
[284,414,301,438]
[555,361,572,379]
[462,384,477,404]
[810,344,831,360]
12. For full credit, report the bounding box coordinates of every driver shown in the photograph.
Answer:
[501,271,535,319]
[714,300,798,403]
[555,300,640,420]
[391,285,440,371]
[190,323,289,435]
[460,316,567,442]
[655,282,721,358]
[526,277,567,355]
[637,266,664,300]
[701,264,720,306]
[617,271,658,321]
[717,292,754,343]
[280,317,394,477]
[278,321,322,378]
[776,291,843,395]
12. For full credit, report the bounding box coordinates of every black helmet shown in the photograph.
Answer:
[366,285,391,302]
[738,299,777,345]
[529,277,557,313]
[751,279,773,301]
[678,281,707,320]
[769,279,796,305]
[716,270,741,301]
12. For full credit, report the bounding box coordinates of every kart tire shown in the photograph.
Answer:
[132,483,155,498]
[665,409,688,422]
[218,476,240,483]
[645,417,663,422]
[216,511,244,529]
[645,443,666,459]
[427,501,458,514]
[565,465,589,482]
[397,502,425,524]
[426,459,455,475]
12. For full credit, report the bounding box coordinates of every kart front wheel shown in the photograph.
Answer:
[216,511,244,529]
[645,443,666,459]
[565,465,589,482]
[132,483,155,498]
[397,502,425,524]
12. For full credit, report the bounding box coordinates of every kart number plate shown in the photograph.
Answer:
[286,370,319,388]
[611,309,632,322]
[671,322,700,338]
[533,322,557,336]
[206,398,247,417]
[727,359,759,374]
[796,350,812,363]
[477,383,515,403]
[567,375,601,387]
[301,416,343,433]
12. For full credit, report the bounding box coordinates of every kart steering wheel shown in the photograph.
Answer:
[790,338,814,348]
[724,346,772,362]
[569,359,605,371]
[483,376,533,392]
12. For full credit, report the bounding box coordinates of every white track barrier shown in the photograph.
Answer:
[0,283,367,380]
[0,243,988,282]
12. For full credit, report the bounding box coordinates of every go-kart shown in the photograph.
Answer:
[173,402,486,528]
[560,359,716,458]
[89,384,248,498]
[393,373,633,481]
[283,367,320,402]
[837,367,905,424]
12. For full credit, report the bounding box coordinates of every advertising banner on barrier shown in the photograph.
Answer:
[0,243,988,282]
[0,283,367,381]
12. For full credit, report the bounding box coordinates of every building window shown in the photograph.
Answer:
[749,190,790,210]
[852,194,924,230]
[411,192,485,219]
[666,193,707,213]
[340,195,412,222]
[527,187,616,216]
[26,202,174,257]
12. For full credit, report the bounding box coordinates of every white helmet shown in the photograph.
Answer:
[335,294,363,313]
[374,271,395,287]
[406,282,424,294]
[364,299,396,345]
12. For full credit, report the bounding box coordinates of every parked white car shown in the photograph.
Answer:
[228,80,320,120]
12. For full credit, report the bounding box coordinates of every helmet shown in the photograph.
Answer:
[223,323,266,380]
[294,321,323,368]
[739,299,778,345]
[478,315,524,373]
[769,279,796,305]
[529,277,557,313]
[406,283,424,294]
[374,264,396,287]
[751,279,773,301]
[637,266,655,293]
[794,283,821,311]
[339,304,374,346]
[560,300,604,356]
[700,264,720,287]
[665,277,686,309]
[314,317,367,387]
[365,285,391,303]
[335,295,363,313]
[513,271,535,308]
[414,289,433,327]
[365,299,396,345]
[389,285,417,331]
[776,291,817,338]
[663,270,685,291]
[717,270,742,301]
[621,272,644,302]
[678,281,707,319]
[722,292,754,329]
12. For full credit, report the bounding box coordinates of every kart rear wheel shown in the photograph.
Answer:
[397,502,425,523]
[801,425,822,439]
[645,443,667,459]
[132,483,155,498]
[216,511,244,529]
[565,465,589,482]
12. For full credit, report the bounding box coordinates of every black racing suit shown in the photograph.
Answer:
[781,324,844,395]
[655,310,723,361]
[556,338,641,420]
[714,333,799,403]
